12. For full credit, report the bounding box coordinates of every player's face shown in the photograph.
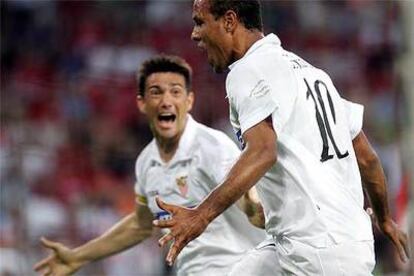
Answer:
[137,72,194,141]
[191,0,233,73]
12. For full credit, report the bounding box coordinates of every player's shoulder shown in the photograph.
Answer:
[192,121,239,153]
[228,48,290,81]
[135,140,156,173]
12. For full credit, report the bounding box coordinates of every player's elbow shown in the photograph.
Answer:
[358,151,380,172]
[131,211,153,238]
[131,223,153,239]
[257,140,277,167]
[264,148,277,167]
[140,228,153,238]
[136,220,153,235]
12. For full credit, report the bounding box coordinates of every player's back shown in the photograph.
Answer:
[226,33,375,275]
[240,40,373,247]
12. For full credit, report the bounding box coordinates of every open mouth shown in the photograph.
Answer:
[157,113,176,128]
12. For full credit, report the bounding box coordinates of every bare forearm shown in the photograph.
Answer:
[360,155,391,223]
[73,212,152,264]
[353,131,392,223]
[198,144,275,223]
[352,132,410,262]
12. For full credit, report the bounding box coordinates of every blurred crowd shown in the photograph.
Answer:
[0,1,410,275]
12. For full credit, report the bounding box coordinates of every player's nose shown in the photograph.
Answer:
[159,92,174,108]
[191,27,200,42]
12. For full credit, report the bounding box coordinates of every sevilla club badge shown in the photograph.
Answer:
[176,175,188,197]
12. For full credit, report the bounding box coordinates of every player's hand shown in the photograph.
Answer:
[378,219,410,263]
[33,237,85,276]
[242,190,265,229]
[153,197,209,266]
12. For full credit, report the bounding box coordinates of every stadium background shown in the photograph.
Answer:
[1,1,413,275]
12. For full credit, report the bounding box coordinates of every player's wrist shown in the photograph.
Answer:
[377,217,397,234]
[71,248,93,268]
[195,205,216,226]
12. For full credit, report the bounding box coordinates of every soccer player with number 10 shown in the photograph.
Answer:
[154,1,410,274]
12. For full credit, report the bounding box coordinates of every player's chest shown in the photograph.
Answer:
[143,157,210,212]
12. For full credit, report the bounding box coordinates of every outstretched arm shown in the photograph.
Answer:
[154,118,276,265]
[34,204,153,275]
[353,130,410,262]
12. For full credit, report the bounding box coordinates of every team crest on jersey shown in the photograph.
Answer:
[176,175,189,197]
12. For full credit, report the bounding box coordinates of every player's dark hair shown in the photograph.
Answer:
[137,55,193,96]
[209,0,263,31]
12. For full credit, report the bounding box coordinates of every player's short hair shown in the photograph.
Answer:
[137,55,193,96]
[208,0,263,32]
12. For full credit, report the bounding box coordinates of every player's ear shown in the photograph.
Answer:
[223,10,237,33]
[186,91,194,112]
[137,95,146,114]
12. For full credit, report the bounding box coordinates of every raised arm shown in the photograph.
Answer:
[154,118,276,265]
[34,204,154,275]
[353,130,410,262]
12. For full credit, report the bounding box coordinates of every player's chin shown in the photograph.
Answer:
[157,128,178,140]
[211,63,225,74]
[208,57,224,73]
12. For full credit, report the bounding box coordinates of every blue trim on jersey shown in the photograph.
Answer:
[235,129,246,149]
[155,205,197,219]
[155,211,170,219]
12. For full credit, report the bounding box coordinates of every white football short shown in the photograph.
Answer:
[275,236,375,276]
[228,238,282,276]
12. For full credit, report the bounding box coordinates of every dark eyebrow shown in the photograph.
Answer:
[171,83,184,87]
[148,83,184,90]
[148,85,161,90]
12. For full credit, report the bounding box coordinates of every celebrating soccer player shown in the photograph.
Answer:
[154,1,410,274]
[34,55,279,276]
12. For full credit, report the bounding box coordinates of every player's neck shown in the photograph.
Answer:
[233,30,264,61]
[155,116,188,163]
[155,134,181,163]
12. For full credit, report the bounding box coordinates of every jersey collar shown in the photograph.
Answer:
[171,114,197,164]
[228,33,281,70]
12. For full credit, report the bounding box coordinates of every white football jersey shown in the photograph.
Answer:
[226,33,373,248]
[134,115,266,275]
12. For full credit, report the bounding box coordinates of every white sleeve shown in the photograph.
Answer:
[342,99,364,139]
[134,158,147,205]
[134,183,147,205]
[226,62,296,135]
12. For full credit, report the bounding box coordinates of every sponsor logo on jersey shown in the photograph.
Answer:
[249,79,271,98]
